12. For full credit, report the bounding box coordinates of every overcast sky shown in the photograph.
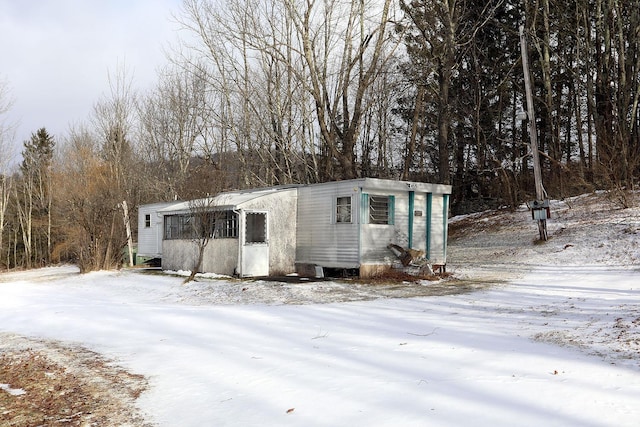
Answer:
[0,0,183,162]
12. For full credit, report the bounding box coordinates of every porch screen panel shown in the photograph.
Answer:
[245,212,267,243]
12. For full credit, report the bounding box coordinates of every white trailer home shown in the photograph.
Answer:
[136,201,177,264]
[158,186,298,277]
[295,178,451,277]
[138,178,451,278]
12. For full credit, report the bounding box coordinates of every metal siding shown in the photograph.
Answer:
[296,182,360,267]
[412,193,427,252]
[429,195,446,264]
[137,202,173,257]
[360,190,445,266]
[360,191,408,264]
[156,179,450,272]
[348,178,452,195]
[299,183,448,267]
[408,192,415,247]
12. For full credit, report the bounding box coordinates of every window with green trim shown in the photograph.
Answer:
[369,195,394,224]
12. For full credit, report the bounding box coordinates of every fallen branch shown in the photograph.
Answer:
[407,327,439,337]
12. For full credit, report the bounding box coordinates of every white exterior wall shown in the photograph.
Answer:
[297,179,452,270]
[412,193,427,252]
[137,202,175,257]
[360,189,409,265]
[203,239,240,274]
[296,181,361,268]
[162,232,240,276]
[239,189,298,275]
[161,239,195,272]
[161,188,297,276]
[157,179,450,276]
[428,194,448,265]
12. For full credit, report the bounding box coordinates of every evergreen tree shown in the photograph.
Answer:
[17,128,55,266]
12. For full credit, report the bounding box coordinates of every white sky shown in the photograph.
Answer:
[0,0,183,161]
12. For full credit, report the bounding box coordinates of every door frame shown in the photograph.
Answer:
[239,210,269,277]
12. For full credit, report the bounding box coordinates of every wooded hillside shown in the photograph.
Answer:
[1,0,638,271]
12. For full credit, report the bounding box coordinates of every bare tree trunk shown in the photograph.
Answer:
[437,63,452,184]
[14,182,33,268]
[403,86,425,180]
[0,175,10,267]
[121,201,134,267]
[183,196,222,283]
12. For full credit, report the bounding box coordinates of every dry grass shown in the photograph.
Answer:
[0,335,150,427]
[357,268,447,284]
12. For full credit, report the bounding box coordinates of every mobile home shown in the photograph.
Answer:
[139,178,451,278]
[158,186,298,277]
[136,201,177,265]
[295,178,451,277]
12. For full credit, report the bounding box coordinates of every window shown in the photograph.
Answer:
[145,214,151,228]
[336,196,352,223]
[245,212,267,243]
[164,214,194,240]
[164,210,238,240]
[214,210,238,238]
[369,195,394,224]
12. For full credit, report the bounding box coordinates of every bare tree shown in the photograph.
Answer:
[91,65,143,269]
[175,0,401,183]
[0,78,15,268]
[176,0,260,187]
[0,172,10,269]
[0,78,15,153]
[283,0,400,179]
[93,65,138,191]
[183,196,219,283]
[137,63,209,198]
[591,0,640,190]
[53,126,126,272]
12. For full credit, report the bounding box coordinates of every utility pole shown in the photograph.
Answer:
[519,25,548,241]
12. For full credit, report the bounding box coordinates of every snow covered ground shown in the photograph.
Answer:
[1,192,639,426]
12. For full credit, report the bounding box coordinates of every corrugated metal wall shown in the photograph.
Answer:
[296,181,361,268]
[137,203,172,257]
[429,195,447,264]
[412,193,427,253]
[360,190,408,264]
[296,180,451,269]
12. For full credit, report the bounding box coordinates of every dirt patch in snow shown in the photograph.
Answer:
[163,274,502,306]
[0,333,150,427]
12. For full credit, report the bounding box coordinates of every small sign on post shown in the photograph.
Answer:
[529,199,550,221]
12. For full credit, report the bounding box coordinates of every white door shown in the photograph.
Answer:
[241,211,269,277]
